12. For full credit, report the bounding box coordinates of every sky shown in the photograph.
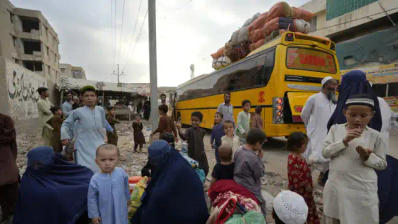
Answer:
[11,0,308,87]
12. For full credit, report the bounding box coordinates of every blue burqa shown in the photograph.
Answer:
[327,70,382,131]
[327,70,398,223]
[132,140,209,224]
[13,146,93,224]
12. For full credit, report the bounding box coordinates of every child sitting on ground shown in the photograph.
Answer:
[177,111,209,176]
[210,144,234,185]
[221,120,240,160]
[273,190,308,224]
[287,132,319,224]
[234,128,267,216]
[322,94,387,224]
[88,144,130,224]
[211,112,224,162]
[47,106,64,153]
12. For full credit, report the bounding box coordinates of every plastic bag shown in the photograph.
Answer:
[243,12,261,27]
[237,26,249,43]
[128,176,148,218]
[212,56,232,70]
[211,47,225,59]
[225,211,266,224]
[293,19,310,33]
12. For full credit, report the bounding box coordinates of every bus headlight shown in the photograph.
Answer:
[273,97,284,124]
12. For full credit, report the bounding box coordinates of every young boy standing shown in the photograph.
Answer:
[88,144,130,224]
[177,111,209,176]
[234,128,267,216]
[61,86,113,172]
[106,106,119,146]
[322,94,387,224]
[211,112,224,162]
[236,100,251,144]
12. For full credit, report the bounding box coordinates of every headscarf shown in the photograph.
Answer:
[13,146,93,224]
[132,140,209,224]
[327,70,382,131]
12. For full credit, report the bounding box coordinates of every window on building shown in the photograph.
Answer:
[46,46,49,56]
[20,16,40,32]
[23,61,42,71]
[326,0,378,20]
[9,11,13,23]
[60,68,65,73]
[22,40,41,54]
[11,35,17,47]
[388,83,398,97]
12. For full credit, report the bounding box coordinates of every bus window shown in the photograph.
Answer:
[373,84,387,97]
[214,48,275,92]
[286,47,336,74]
[388,83,398,96]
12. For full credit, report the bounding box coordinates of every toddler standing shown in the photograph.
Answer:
[221,120,240,160]
[88,144,130,224]
[132,115,146,153]
[287,132,319,224]
[210,144,234,185]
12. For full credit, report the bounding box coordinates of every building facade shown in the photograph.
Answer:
[302,0,397,42]
[60,63,87,80]
[0,0,61,82]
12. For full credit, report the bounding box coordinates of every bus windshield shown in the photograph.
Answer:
[286,47,337,74]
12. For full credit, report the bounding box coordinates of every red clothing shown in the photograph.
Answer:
[288,153,320,224]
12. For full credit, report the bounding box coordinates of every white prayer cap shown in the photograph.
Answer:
[273,190,308,224]
[321,76,335,86]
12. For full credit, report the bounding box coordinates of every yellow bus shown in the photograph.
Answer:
[175,32,340,137]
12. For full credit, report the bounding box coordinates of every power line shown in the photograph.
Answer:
[121,9,148,73]
[119,0,143,68]
[117,0,126,65]
[113,0,117,72]
[110,0,115,73]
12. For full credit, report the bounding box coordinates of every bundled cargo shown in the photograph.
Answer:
[209,1,314,68]
[211,47,225,60]
[212,56,232,70]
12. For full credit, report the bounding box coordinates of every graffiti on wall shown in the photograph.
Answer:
[6,60,47,120]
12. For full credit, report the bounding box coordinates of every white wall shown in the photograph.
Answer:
[5,58,47,120]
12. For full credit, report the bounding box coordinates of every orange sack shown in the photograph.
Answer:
[250,39,265,52]
[266,2,294,23]
[211,47,225,59]
[249,28,266,43]
[248,12,268,32]
[292,7,314,22]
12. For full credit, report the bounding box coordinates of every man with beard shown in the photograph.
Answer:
[217,92,234,123]
[61,91,73,117]
[301,76,338,186]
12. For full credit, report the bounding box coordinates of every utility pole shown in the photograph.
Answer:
[148,0,158,130]
[113,64,125,87]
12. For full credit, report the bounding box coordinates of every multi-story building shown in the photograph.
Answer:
[60,63,87,80]
[0,0,61,82]
[302,0,397,42]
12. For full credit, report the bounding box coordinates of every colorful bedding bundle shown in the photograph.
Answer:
[210,1,314,69]
[206,180,265,224]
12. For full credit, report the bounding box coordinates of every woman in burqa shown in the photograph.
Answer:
[132,140,208,224]
[327,70,398,224]
[13,146,93,224]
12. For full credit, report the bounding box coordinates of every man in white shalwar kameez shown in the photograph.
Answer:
[322,96,387,224]
[301,76,338,183]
